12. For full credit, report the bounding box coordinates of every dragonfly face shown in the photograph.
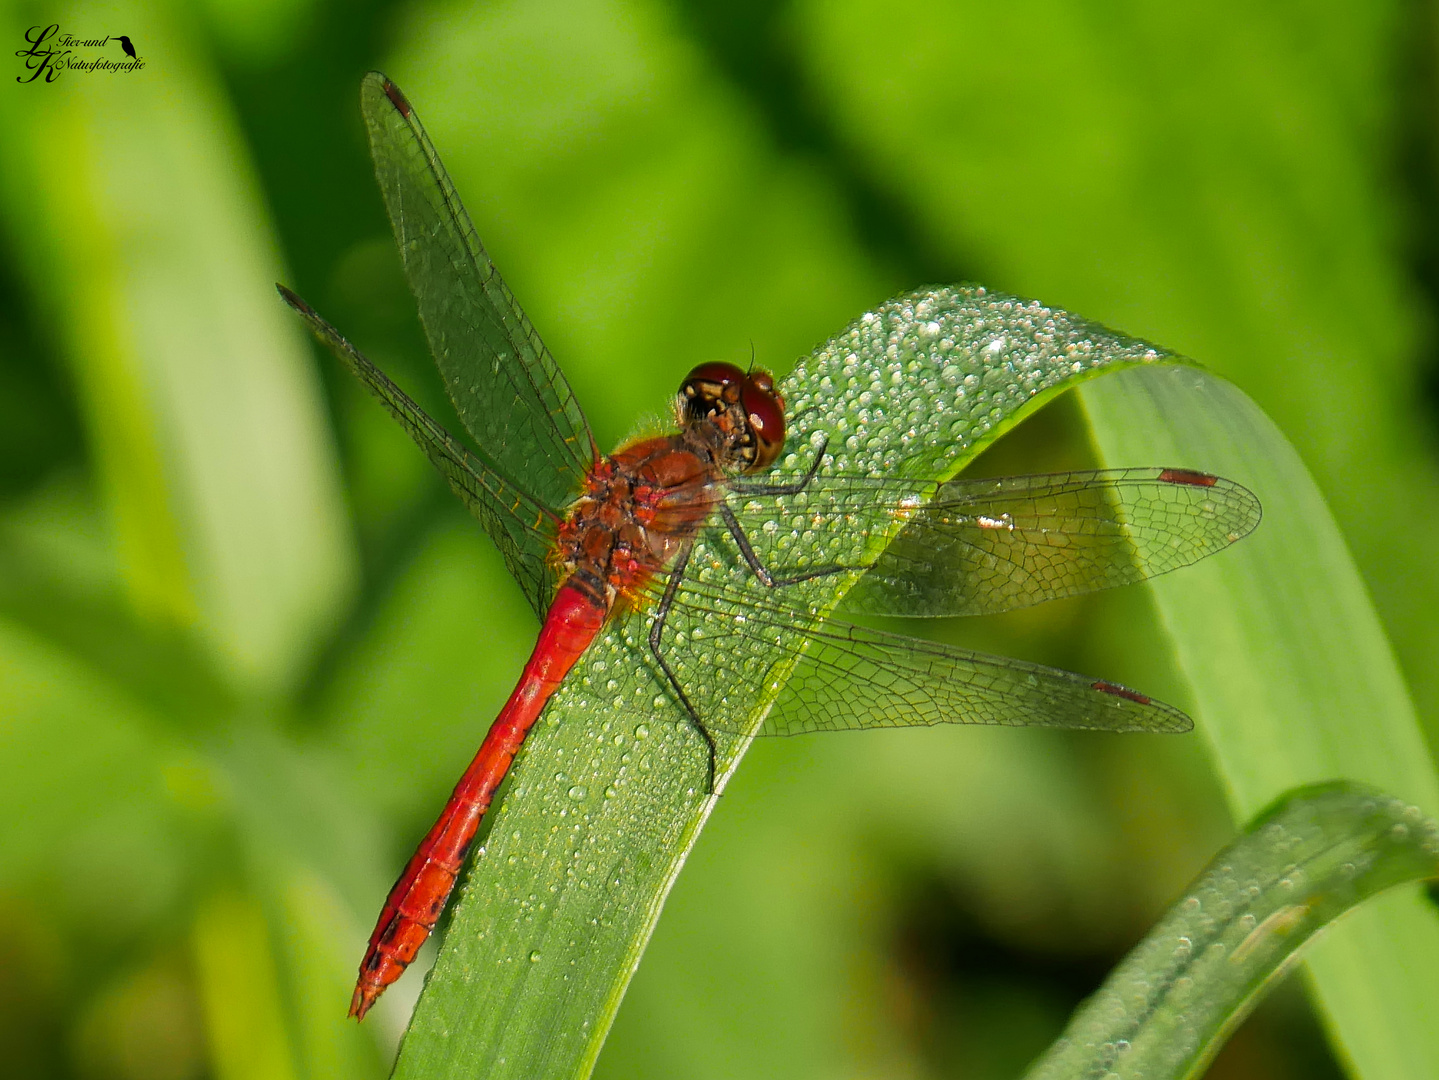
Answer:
[679,361,787,473]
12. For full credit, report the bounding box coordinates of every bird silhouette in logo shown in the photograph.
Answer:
[114,35,137,58]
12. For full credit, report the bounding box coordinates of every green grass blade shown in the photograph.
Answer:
[0,14,354,693]
[192,890,302,1080]
[389,288,1183,1079]
[1024,782,1439,1080]
[1082,366,1439,1076]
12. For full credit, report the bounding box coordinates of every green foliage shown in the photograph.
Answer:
[1085,366,1439,1076]
[1026,783,1439,1080]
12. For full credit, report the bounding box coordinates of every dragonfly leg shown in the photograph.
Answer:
[647,543,719,793]
[729,435,829,497]
[717,500,852,589]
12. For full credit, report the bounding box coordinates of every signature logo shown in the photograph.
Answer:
[15,24,145,83]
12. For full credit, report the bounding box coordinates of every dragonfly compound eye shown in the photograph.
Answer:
[680,361,746,423]
[740,370,785,473]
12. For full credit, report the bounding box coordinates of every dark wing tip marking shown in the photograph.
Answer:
[381,77,412,117]
[1158,468,1218,488]
[276,282,311,314]
[1092,680,1152,705]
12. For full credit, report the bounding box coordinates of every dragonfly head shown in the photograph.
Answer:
[679,361,786,473]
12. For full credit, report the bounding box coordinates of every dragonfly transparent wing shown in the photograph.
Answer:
[650,577,1192,738]
[279,286,561,614]
[726,468,1260,618]
[360,72,596,512]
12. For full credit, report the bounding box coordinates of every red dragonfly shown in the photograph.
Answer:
[279,74,1260,1021]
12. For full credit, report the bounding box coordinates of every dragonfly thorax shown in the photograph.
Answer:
[553,364,788,610]
[555,436,725,610]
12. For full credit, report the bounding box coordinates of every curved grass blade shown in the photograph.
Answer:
[388,287,1194,1080]
[1082,365,1439,1076]
[0,34,354,692]
[1023,782,1439,1080]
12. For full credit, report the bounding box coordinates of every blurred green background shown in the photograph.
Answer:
[3,0,1438,1077]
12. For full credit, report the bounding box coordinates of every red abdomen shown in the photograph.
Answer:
[350,436,725,1019]
[349,582,607,1019]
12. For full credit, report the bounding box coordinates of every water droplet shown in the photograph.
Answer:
[567,785,587,800]
[529,950,542,963]
[634,723,650,740]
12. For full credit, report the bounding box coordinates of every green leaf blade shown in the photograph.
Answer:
[1024,783,1439,1080]
[1082,366,1439,1075]
[0,27,356,693]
